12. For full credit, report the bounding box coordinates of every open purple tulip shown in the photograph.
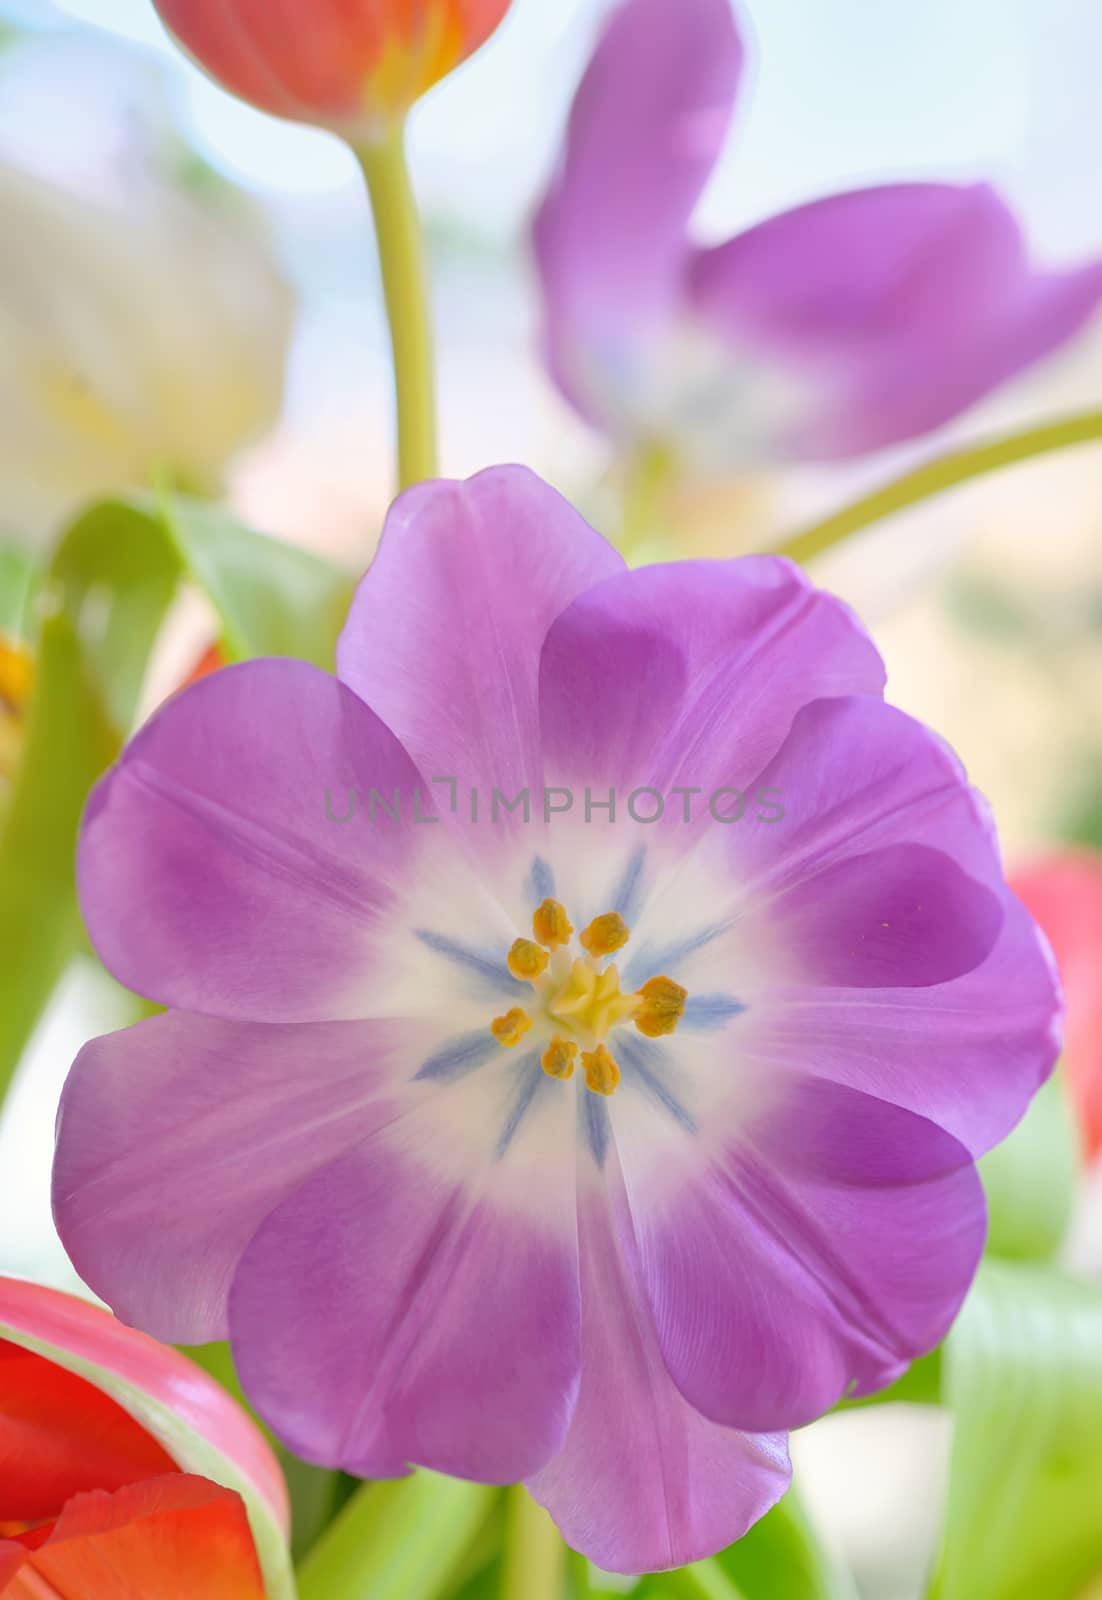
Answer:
[534,0,1102,467]
[55,467,1058,1572]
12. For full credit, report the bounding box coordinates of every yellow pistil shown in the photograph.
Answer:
[579,911,631,958]
[533,898,574,950]
[582,1044,621,1096]
[634,976,688,1038]
[491,1007,532,1047]
[507,938,550,983]
[549,958,640,1042]
[541,1036,578,1081]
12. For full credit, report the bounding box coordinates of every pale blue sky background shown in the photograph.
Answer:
[5,0,1102,255]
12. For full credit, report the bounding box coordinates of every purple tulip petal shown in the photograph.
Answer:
[229,1116,582,1482]
[737,893,1060,1159]
[537,557,885,798]
[527,1163,789,1574]
[732,697,1002,895]
[533,0,743,428]
[53,1012,414,1344]
[724,694,1008,986]
[337,466,623,798]
[773,843,1002,989]
[625,1077,985,1432]
[688,182,1102,458]
[79,659,425,1022]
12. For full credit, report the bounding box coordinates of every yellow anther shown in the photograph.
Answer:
[582,1044,621,1096]
[507,938,550,983]
[533,898,574,950]
[541,1036,578,1081]
[579,912,631,959]
[491,1007,532,1047]
[634,976,688,1038]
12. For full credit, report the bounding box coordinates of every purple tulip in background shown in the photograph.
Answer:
[533,0,1102,468]
[54,467,1059,1572]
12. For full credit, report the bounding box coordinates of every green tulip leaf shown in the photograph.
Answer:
[161,494,355,670]
[634,1491,855,1600]
[930,1259,1102,1600]
[0,493,353,1104]
[979,1072,1077,1262]
[0,502,179,1099]
[0,542,38,637]
[295,1473,495,1600]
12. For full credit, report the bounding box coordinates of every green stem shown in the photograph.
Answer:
[565,1547,593,1598]
[356,122,438,490]
[674,1560,747,1600]
[778,408,1102,565]
[296,1473,493,1600]
[643,1558,746,1600]
[500,1486,564,1600]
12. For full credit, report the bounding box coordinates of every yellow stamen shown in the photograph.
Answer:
[507,938,550,982]
[634,976,688,1038]
[579,912,631,958]
[541,1036,577,1081]
[582,1044,621,1096]
[533,898,574,950]
[491,1007,532,1047]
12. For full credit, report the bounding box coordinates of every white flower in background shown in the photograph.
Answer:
[0,34,295,543]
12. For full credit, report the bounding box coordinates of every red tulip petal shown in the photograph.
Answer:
[0,1280,293,1599]
[1013,853,1102,1158]
[0,1344,175,1523]
[0,1475,265,1599]
[0,1280,286,1530]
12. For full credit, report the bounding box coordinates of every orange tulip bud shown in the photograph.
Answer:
[153,0,513,137]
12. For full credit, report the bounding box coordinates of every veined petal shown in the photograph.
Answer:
[736,893,1060,1159]
[688,182,1102,458]
[731,696,1003,896]
[337,466,623,799]
[230,1089,581,1482]
[0,1475,265,1599]
[538,556,884,798]
[623,1077,985,1431]
[533,0,743,430]
[527,1160,789,1573]
[78,657,425,1022]
[53,1013,419,1346]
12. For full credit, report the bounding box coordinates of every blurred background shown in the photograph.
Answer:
[0,2,1100,1595]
